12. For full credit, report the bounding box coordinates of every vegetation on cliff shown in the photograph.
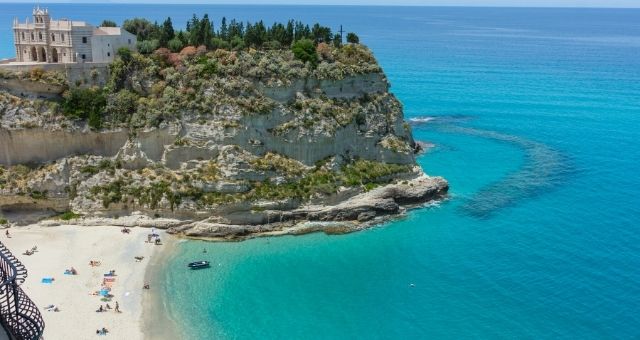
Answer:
[121,14,355,53]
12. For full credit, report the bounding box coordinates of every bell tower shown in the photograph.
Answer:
[32,6,50,27]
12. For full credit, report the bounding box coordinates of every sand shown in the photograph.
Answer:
[1,224,170,340]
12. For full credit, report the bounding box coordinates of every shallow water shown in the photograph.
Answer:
[2,5,640,339]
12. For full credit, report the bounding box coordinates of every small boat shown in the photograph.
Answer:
[188,261,210,269]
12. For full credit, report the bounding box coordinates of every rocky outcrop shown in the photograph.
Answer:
[163,174,448,240]
[0,56,448,240]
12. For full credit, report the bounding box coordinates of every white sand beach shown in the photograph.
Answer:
[1,225,170,340]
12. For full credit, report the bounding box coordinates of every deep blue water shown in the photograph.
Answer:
[2,4,640,339]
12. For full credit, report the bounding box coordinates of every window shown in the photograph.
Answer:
[82,37,87,43]
[128,39,131,44]
[81,54,86,60]
[38,32,42,40]
[31,33,34,40]
[21,32,25,40]
[63,53,66,56]
[61,34,65,42]
[51,33,55,42]
[107,43,110,47]
[107,52,111,57]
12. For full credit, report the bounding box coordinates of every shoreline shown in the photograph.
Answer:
[140,234,183,340]
[1,224,172,340]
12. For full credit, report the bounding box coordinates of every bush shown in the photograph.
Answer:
[0,218,7,225]
[180,46,197,58]
[291,39,317,67]
[210,37,230,50]
[168,38,184,52]
[230,36,245,50]
[106,89,138,125]
[59,211,81,221]
[117,47,132,63]
[346,32,360,44]
[100,20,117,27]
[62,88,106,129]
[137,39,159,54]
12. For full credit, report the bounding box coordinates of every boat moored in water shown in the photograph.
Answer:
[188,261,210,269]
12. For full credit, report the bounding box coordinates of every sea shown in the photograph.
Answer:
[2,4,640,339]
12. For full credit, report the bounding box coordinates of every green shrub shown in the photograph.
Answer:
[117,47,133,63]
[59,211,81,221]
[346,32,360,44]
[137,39,160,54]
[29,190,47,200]
[291,39,317,67]
[62,88,106,129]
[168,38,184,52]
[0,218,7,225]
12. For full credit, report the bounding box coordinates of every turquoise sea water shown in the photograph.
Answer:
[2,5,640,339]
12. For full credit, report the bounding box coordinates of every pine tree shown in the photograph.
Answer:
[160,17,175,47]
[220,17,228,40]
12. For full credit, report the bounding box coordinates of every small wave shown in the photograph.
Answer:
[408,117,436,123]
[408,115,474,126]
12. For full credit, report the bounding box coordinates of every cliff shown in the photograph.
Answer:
[0,44,447,239]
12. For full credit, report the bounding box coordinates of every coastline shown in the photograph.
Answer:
[141,234,183,340]
[1,224,172,340]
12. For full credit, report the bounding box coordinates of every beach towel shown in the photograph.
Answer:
[103,277,116,282]
[100,289,110,297]
[41,277,54,284]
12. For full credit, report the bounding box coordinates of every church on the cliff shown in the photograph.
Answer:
[11,6,136,64]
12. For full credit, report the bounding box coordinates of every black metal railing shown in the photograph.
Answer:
[0,241,44,340]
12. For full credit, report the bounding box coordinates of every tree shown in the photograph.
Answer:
[160,17,175,47]
[291,39,317,67]
[100,20,117,27]
[123,18,159,41]
[311,23,332,44]
[346,32,359,44]
[332,34,342,48]
[219,17,228,40]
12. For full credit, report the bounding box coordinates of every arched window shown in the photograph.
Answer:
[31,33,34,40]
[21,32,25,40]
[38,32,42,40]
[61,34,65,42]
[51,33,55,42]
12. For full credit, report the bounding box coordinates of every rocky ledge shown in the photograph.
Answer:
[36,174,447,240]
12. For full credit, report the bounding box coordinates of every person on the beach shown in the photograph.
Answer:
[106,303,111,310]
[5,229,9,238]
[143,283,150,289]
[115,301,120,313]
[96,305,104,313]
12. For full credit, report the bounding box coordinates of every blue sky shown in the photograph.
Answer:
[0,0,639,7]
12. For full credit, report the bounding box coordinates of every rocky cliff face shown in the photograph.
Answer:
[0,46,447,239]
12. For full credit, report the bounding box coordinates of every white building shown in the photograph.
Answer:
[12,6,136,64]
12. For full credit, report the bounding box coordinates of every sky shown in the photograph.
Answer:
[0,0,639,7]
